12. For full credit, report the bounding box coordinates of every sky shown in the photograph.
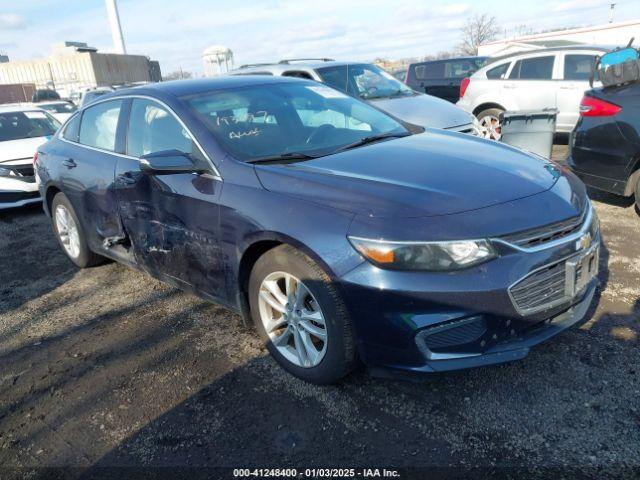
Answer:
[0,0,639,75]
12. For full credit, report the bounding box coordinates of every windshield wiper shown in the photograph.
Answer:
[247,152,320,164]
[332,132,411,153]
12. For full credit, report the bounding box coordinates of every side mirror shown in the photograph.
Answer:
[140,150,203,175]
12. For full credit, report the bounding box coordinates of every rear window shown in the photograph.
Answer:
[564,54,596,81]
[78,100,122,151]
[0,110,60,142]
[509,56,554,80]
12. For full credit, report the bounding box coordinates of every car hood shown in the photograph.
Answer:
[255,130,562,219]
[0,136,50,164]
[369,93,473,129]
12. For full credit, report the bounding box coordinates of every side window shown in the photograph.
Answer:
[127,98,203,160]
[78,100,122,151]
[509,56,554,80]
[414,62,445,80]
[318,67,349,93]
[283,71,314,80]
[62,113,81,142]
[564,54,596,81]
[443,60,474,78]
[486,63,510,79]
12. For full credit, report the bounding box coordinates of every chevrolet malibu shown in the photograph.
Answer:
[36,77,601,384]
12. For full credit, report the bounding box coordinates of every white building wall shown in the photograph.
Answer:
[479,19,640,57]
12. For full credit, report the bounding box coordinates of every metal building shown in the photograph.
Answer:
[0,42,162,99]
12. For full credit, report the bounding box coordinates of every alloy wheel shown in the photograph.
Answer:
[55,204,81,259]
[258,272,328,368]
[478,114,502,140]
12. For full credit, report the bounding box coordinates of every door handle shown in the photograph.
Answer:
[503,84,517,89]
[559,85,578,90]
[62,158,77,168]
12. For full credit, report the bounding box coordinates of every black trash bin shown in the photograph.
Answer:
[499,109,557,159]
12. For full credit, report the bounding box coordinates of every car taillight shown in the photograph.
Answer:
[579,95,621,117]
[460,77,470,99]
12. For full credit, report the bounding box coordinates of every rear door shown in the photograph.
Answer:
[503,55,558,113]
[557,52,601,132]
[114,97,226,299]
[57,99,125,252]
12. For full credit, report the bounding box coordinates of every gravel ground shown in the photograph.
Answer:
[0,146,638,478]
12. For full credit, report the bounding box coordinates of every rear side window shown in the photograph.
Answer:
[509,56,554,80]
[486,63,510,79]
[413,62,445,80]
[79,100,122,151]
[62,113,81,142]
[126,98,203,160]
[283,71,314,80]
[564,54,596,81]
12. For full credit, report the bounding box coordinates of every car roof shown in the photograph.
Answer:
[486,45,613,64]
[0,103,46,114]
[409,56,487,66]
[231,60,371,75]
[103,75,313,99]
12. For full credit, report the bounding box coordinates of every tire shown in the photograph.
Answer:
[249,244,357,384]
[51,192,103,268]
[476,107,504,140]
[635,175,640,211]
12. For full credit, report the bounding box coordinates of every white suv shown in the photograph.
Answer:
[457,46,609,139]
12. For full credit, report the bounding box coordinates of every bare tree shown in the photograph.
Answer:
[163,69,193,81]
[458,14,500,56]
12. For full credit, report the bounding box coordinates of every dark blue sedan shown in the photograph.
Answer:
[36,76,601,383]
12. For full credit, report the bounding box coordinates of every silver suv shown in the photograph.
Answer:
[231,59,478,134]
[456,46,609,139]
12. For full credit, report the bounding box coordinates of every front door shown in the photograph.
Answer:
[114,97,225,300]
[556,53,600,132]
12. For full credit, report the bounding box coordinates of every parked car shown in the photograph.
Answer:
[457,46,609,139]
[80,87,114,107]
[1,104,60,209]
[405,56,487,103]
[37,77,600,383]
[31,88,61,103]
[36,100,77,123]
[568,81,640,207]
[232,60,479,135]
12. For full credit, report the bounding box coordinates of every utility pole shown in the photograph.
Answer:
[609,3,616,23]
[105,0,127,54]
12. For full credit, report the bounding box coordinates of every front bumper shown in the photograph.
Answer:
[0,171,41,210]
[339,230,601,375]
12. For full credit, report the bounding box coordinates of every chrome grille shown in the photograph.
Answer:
[500,208,587,249]
[509,259,568,315]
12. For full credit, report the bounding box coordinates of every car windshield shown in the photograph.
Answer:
[317,64,415,100]
[0,110,60,142]
[184,82,408,162]
[40,103,77,114]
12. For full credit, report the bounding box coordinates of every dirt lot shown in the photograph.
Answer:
[0,146,639,478]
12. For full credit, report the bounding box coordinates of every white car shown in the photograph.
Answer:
[456,46,608,139]
[35,100,77,123]
[0,104,60,210]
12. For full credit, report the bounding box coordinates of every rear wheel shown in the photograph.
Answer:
[51,192,102,268]
[249,245,357,384]
[476,107,504,140]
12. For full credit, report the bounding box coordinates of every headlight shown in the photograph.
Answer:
[0,167,13,177]
[348,236,497,271]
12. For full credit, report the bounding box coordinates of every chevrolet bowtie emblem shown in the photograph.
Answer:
[576,232,592,251]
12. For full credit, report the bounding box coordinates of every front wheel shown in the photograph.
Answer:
[249,245,357,384]
[476,107,504,140]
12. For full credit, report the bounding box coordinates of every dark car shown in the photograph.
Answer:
[36,76,601,384]
[569,82,640,208]
[405,56,487,103]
